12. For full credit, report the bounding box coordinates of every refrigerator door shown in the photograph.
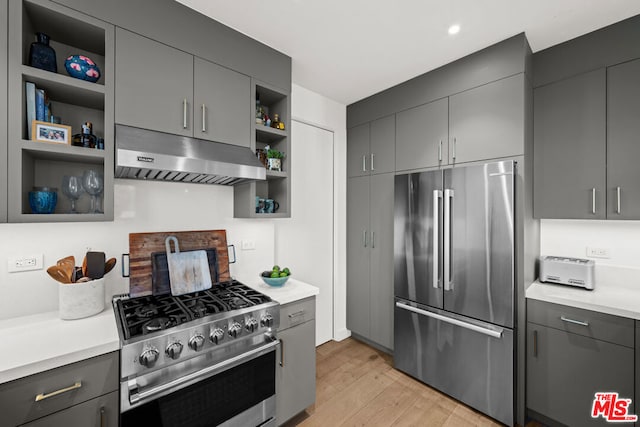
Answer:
[394,171,443,309]
[394,298,514,426]
[443,160,515,328]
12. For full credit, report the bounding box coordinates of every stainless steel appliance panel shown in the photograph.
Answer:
[394,171,443,309]
[443,160,515,328]
[394,298,513,425]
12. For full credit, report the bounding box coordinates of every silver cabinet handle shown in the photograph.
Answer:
[443,189,454,291]
[35,381,82,402]
[591,188,596,214]
[433,189,442,289]
[100,407,106,427]
[438,140,442,162]
[183,98,188,129]
[201,104,206,132]
[452,137,457,160]
[279,338,285,367]
[560,316,589,327]
[288,310,305,319]
[371,153,375,171]
[533,330,538,357]
[362,155,367,172]
[396,301,503,338]
[371,231,375,249]
[616,186,621,214]
[363,230,367,248]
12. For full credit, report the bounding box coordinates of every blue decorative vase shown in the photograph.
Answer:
[64,55,101,83]
[28,187,58,214]
[29,32,57,73]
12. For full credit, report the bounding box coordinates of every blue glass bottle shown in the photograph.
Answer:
[29,32,57,73]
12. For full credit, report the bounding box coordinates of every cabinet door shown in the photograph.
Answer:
[527,324,634,426]
[607,58,640,219]
[369,115,395,174]
[533,69,606,219]
[276,320,316,425]
[369,173,394,349]
[194,57,250,147]
[449,74,524,164]
[347,176,370,337]
[396,98,448,171]
[22,391,118,427]
[115,28,193,136]
[0,0,7,222]
[347,123,370,177]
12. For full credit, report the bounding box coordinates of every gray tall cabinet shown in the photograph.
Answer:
[0,0,7,222]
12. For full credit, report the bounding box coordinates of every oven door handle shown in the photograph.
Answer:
[128,338,279,405]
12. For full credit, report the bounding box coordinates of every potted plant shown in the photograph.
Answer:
[266,149,284,171]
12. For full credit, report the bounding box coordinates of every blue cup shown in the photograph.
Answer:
[265,199,280,214]
[29,187,58,214]
[255,197,266,213]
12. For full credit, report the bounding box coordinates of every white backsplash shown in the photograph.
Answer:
[0,180,275,320]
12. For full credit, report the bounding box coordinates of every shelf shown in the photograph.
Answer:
[21,139,105,164]
[22,65,105,110]
[15,212,110,223]
[256,125,288,143]
[251,212,289,219]
[266,170,287,179]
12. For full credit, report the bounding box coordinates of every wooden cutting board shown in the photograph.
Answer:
[129,230,230,297]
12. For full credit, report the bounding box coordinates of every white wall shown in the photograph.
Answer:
[540,219,640,268]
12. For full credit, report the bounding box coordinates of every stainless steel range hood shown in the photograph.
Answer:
[115,125,266,185]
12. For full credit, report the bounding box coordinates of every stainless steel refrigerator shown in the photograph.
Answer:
[394,160,515,426]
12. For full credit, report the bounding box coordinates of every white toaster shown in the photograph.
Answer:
[539,256,595,290]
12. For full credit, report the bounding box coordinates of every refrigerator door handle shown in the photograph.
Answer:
[443,189,454,291]
[433,190,442,289]
[396,301,503,339]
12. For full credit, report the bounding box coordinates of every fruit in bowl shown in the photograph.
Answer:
[261,265,291,287]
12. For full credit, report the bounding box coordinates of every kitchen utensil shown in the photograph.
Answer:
[104,257,117,275]
[164,236,212,296]
[151,248,218,296]
[86,251,106,279]
[56,256,75,283]
[47,265,71,284]
[81,255,88,277]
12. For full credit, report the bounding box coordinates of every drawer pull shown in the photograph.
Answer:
[533,330,538,357]
[560,316,589,327]
[288,310,305,319]
[35,381,82,402]
[279,338,285,367]
[100,407,106,427]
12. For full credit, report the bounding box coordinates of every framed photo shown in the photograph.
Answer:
[31,120,71,145]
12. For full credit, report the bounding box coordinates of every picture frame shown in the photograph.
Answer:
[31,120,71,145]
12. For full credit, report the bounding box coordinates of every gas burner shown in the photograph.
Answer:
[229,297,249,309]
[142,317,172,333]
[134,304,159,318]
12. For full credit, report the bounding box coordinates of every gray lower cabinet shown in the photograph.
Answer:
[527,300,634,426]
[449,73,525,164]
[533,69,606,219]
[395,98,448,171]
[607,58,640,219]
[0,351,119,427]
[346,173,394,350]
[0,0,7,222]
[347,115,394,177]
[276,297,316,425]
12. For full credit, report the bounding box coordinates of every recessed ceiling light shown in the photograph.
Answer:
[448,24,461,35]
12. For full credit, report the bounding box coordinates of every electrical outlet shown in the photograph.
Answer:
[241,240,256,251]
[586,247,610,259]
[8,254,44,272]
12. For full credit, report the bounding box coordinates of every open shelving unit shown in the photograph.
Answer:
[7,0,114,222]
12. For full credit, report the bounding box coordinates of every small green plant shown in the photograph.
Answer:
[266,149,284,159]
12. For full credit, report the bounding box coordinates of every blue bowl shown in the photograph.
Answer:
[260,275,290,287]
[64,55,101,83]
[29,188,57,214]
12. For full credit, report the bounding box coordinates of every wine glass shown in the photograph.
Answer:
[82,170,103,214]
[62,176,83,213]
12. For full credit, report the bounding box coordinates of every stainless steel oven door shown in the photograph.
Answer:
[121,338,279,427]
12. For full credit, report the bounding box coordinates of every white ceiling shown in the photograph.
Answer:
[177,0,640,105]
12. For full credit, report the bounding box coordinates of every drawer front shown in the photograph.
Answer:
[21,391,118,427]
[0,351,119,426]
[279,297,315,331]
[527,299,634,347]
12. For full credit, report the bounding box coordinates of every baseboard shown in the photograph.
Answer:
[333,328,351,341]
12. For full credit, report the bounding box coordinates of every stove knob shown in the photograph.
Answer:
[261,313,274,327]
[245,317,259,333]
[165,342,183,360]
[188,334,206,352]
[139,348,159,368]
[210,328,225,345]
[228,322,242,338]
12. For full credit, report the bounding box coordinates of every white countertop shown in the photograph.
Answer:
[526,265,640,320]
[0,308,119,384]
[241,277,319,305]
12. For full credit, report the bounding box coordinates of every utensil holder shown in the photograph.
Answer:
[59,278,105,320]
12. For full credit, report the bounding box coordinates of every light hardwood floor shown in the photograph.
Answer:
[282,337,508,427]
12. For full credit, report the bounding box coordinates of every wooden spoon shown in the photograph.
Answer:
[47,265,72,284]
[56,256,76,283]
[104,258,117,275]
[82,255,88,277]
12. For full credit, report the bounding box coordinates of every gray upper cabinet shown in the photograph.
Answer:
[396,98,448,171]
[347,116,394,177]
[115,28,194,137]
[607,58,640,219]
[533,69,606,219]
[193,57,250,147]
[449,73,525,164]
[0,0,7,223]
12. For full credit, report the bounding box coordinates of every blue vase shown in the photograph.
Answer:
[64,55,101,83]
[29,32,57,73]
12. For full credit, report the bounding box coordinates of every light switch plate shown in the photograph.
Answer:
[241,240,256,251]
[586,247,610,259]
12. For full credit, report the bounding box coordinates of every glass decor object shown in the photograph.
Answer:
[28,187,57,214]
[62,176,84,213]
[82,170,104,213]
[29,32,57,73]
[72,122,97,148]
[64,55,101,83]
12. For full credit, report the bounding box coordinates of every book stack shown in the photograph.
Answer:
[25,81,53,139]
